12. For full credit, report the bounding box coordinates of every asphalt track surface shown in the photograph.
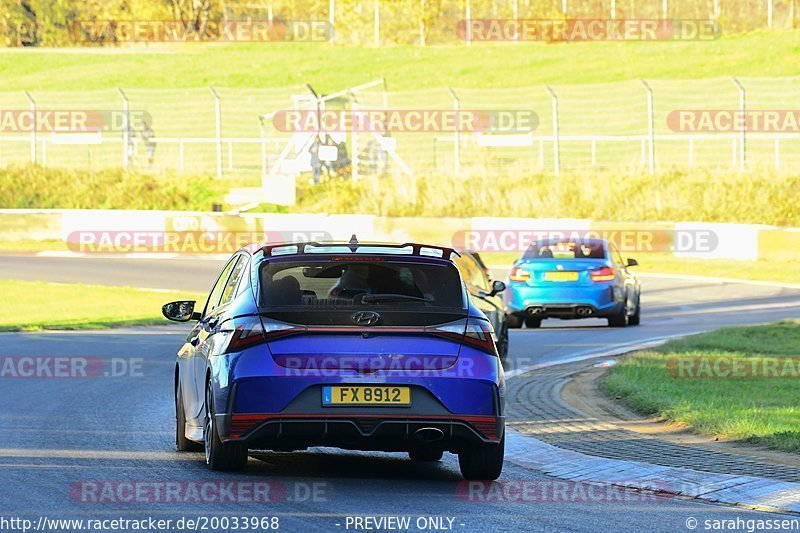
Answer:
[1,254,800,532]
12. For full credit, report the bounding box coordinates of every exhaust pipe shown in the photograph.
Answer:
[527,306,544,315]
[414,427,444,442]
[576,306,593,316]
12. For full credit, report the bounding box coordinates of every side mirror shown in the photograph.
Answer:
[626,258,638,267]
[490,280,506,296]
[162,300,200,322]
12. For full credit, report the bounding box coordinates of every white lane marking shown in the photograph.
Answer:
[637,272,800,290]
[504,334,688,379]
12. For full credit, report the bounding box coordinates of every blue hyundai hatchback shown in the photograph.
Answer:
[505,238,641,328]
[163,237,505,479]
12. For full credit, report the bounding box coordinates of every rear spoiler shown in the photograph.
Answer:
[261,240,459,260]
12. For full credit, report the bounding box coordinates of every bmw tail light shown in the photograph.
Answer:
[590,266,616,282]
[509,267,531,282]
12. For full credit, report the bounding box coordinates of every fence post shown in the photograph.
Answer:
[641,79,655,173]
[546,86,560,176]
[562,0,567,15]
[374,0,380,46]
[349,90,360,182]
[117,88,130,168]
[209,87,223,178]
[259,117,267,179]
[768,0,773,28]
[329,0,335,44]
[611,0,616,20]
[662,0,668,19]
[24,91,36,164]
[448,87,461,176]
[464,0,470,46]
[732,77,746,171]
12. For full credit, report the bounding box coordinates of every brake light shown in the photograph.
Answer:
[427,318,497,356]
[222,317,303,353]
[463,318,497,355]
[223,318,267,353]
[427,319,467,342]
[509,267,531,282]
[590,267,616,282]
[261,318,303,340]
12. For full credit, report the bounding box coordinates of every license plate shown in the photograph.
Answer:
[544,271,579,282]
[322,386,411,406]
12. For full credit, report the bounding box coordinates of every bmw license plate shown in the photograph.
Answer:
[322,386,411,406]
[544,271,579,282]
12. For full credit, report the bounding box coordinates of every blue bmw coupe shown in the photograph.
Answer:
[505,238,641,328]
[163,237,505,479]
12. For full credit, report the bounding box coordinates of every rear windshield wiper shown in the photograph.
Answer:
[359,293,432,304]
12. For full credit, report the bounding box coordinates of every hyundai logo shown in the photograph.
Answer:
[351,311,381,326]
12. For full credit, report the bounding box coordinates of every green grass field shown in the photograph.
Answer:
[0,280,204,331]
[604,320,800,453]
[2,32,799,91]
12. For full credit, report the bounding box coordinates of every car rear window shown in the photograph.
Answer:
[259,258,464,310]
[522,240,606,260]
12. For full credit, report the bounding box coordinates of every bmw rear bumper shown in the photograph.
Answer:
[506,282,623,318]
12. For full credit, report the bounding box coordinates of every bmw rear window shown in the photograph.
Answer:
[258,258,465,310]
[522,240,606,260]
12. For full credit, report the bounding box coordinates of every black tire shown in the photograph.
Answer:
[176,387,203,452]
[458,434,505,480]
[506,314,523,329]
[629,296,641,326]
[524,317,542,329]
[409,448,444,462]
[607,303,629,327]
[496,320,509,360]
[204,382,248,471]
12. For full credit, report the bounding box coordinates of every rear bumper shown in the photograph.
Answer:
[506,282,622,318]
[222,413,504,451]
[218,383,503,450]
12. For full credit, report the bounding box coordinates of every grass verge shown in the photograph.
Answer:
[0,280,204,331]
[2,33,799,91]
[604,320,800,453]
[0,165,232,211]
[4,165,798,226]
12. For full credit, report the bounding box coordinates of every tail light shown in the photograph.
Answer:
[222,317,266,353]
[221,317,300,353]
[590,266,616,282]
[427,318,497,356]
[463,318,497,355]
[509,267,531,282]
